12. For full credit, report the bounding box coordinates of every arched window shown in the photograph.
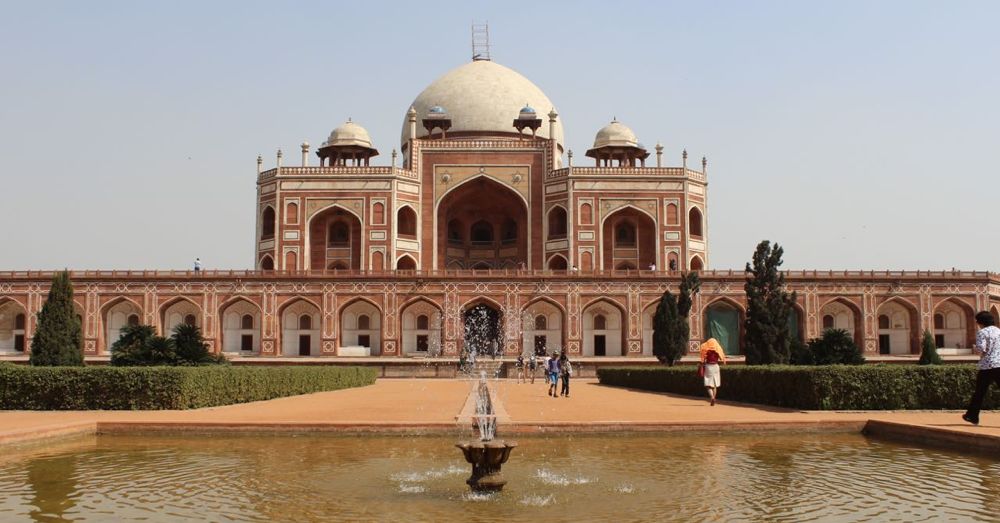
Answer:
[416,315,429,330]
[127,314,140,326]
[448,219,463,244]
[933,313,944,330]
[667,252,679,271]
[371,251,384,271]
[14,313,25,330]
[261,206,276,240]
[548,207,567,239]
[299,315,312,330]
[184,314,197,326]
[878,314,890,329]
[471,221,494,244]
[548,256,567,270]
[535,315,547,330]
[579,203,593,225]
[284,250,297,270]
[615,222,636,247]
[594,314,607,330]
[328,261,349,270]
[328,222,350,247]
[241,314,254,329]
[690,257,704,271]
[397,207,417,237]
[580,251,593,271]
[502,219,518,243]
[616,262,636,270]
[358,314,370,330]
[666,203,679,225]
[822,315,834,330]
[286,202,299,225]
[260,255,274,271]
[396,256,416,271]
[372,202,385,225]
[689,207,703,238]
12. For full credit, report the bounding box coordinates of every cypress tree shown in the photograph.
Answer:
[652,272,701,365]
[918,329,943,365]
[29,271,84,366]
[744,241,797,365]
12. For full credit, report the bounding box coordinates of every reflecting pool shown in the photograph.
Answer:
[0,432,997,522]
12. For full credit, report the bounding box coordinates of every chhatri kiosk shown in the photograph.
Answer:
[1,55,997,363]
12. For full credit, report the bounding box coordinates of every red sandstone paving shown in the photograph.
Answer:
[1,379,998,444]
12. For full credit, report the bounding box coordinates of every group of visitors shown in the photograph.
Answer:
[514,351,572,397]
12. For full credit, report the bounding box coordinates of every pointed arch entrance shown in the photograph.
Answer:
[437,177,527,269]
[462,301,503,358]
[704,299,743,355]
[309,206,362,270]
[0,300,28,353]
[602,207,655,271]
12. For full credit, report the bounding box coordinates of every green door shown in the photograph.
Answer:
[706,306,741,355]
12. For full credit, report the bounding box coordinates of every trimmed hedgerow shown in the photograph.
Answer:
[597,365,999,410]
[0,366,377,410]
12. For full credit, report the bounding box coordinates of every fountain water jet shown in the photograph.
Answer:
[456,372,516,492]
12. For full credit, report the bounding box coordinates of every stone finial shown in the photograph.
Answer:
[567,149,573,167]
[276,149,283,169]
[407,106,417,121]
[702,156,707,172]
[655,142,664,168]
[256,154,263,174]
[548,108,558,121]
[655,142,664,153]
[391,148,398,167]
[300,142,310,167]
[683,149,688,160]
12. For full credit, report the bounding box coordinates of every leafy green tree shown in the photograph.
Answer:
[146,336,177,366]
[652,272,702,365]
[29,271,83,366]
[810,328,865,365]
[918,329,943,365]
[110,324,156,366]
[743,241,797,365]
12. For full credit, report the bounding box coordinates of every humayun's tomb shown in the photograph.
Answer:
[1,57,998,363]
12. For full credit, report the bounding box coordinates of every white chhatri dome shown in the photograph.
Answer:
[401,60,563,148]
[324,119,375,149]
[592,119,639,149]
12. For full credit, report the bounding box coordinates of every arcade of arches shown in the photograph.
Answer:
[439,178,527,269]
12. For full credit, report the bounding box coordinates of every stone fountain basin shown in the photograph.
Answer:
[456,440,517,465]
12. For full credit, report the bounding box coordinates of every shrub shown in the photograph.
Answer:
[0,366,377,410]
[110,323,227,366]
[919,330,943,365]
[810,329,865,365]
[29,271,83,366]
[597,365,998,410]
[789,338,813,365]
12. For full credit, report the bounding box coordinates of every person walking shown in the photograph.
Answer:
[528,353,537,384]
[546,351,561,397]
[515,355,525,383]
[963,311,1000,425]
[699,338,726,406]
[559,352,572,397]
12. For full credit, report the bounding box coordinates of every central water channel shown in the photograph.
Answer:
[1,432,997,522]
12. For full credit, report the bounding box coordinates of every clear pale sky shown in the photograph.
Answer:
[1,1,997,271]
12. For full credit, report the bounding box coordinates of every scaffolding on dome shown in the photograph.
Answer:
[472,22,491,61]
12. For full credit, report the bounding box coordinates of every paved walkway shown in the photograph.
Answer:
[1,379,997,454]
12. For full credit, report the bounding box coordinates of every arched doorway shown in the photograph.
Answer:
[582,300,624,356]
[0,300,28,353]
[547,254,568,271]
[103,299,142,353]
[522,299,563,357]
[401,299,442,355]
[309,206,362,270]
[341,300,382,356]
[705,299,743,355]
[876,299,918,355]
[397,206,417,238]
[463,302,503,358]
[221,299,261,354]
[437,178,528,269]
[933,299,974,353]
[818,298,862,348]
[602,207,655,271]
[396,255,417,271]
[280,300,320,356]
[547,206,567,240]
[161,299,200,337]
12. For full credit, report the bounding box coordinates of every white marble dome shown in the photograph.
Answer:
[592,119,639,149]
[401,60,563,148]
[324,119,375,149]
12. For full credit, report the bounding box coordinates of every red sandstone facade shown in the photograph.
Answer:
[1,59,998,360]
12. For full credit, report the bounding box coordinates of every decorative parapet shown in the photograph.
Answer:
[547,167,706,181]
[0,269,996,283]
[418,138,548,150]
[258,166,417,180]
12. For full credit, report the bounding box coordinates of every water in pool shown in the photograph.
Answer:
[0,432,997,522]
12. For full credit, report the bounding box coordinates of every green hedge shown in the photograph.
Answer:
[597,365,999,410]
[0,366,377,410]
